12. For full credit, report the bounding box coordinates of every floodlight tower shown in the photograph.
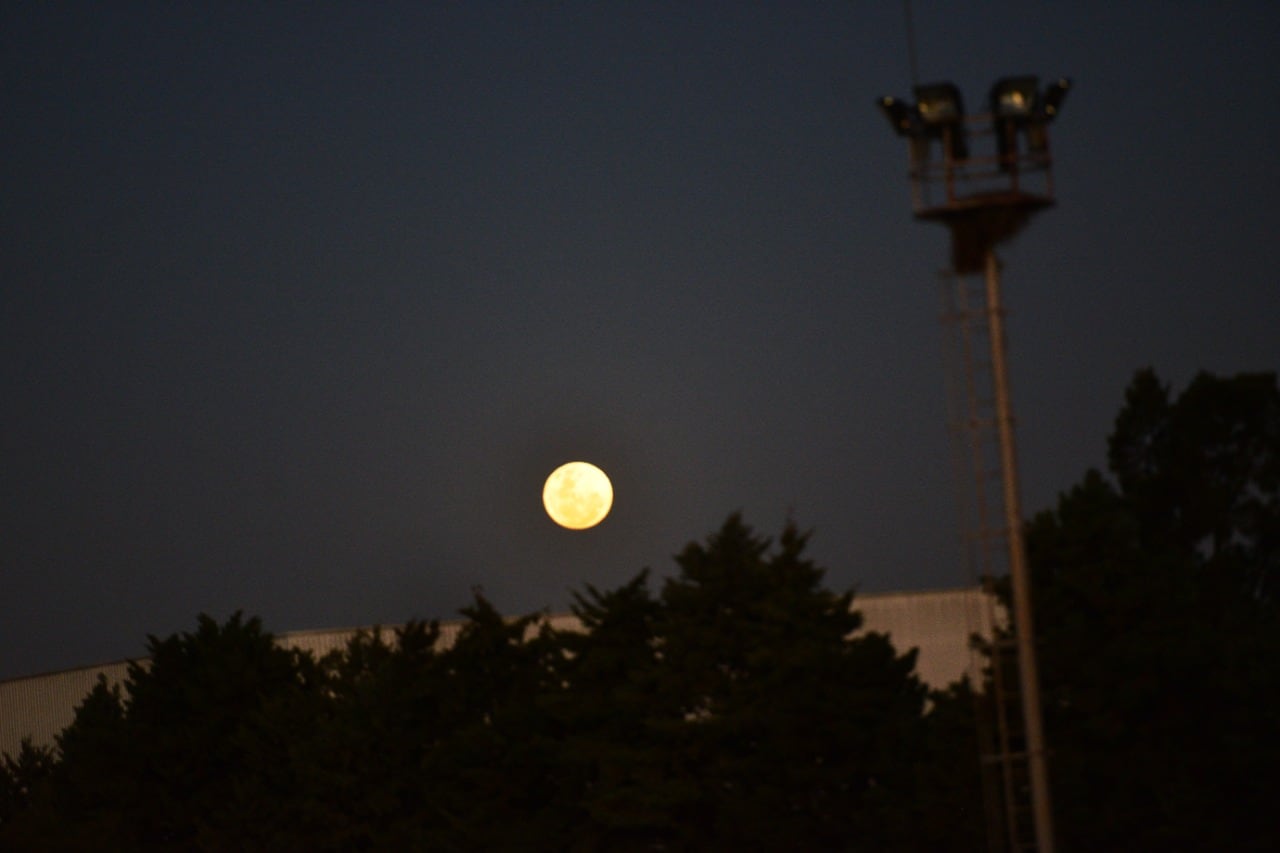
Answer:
[877,76,1070,853]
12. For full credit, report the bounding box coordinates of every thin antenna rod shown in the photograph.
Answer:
[903,0,921,88]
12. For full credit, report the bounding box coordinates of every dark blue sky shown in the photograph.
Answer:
[4,2,1278,679]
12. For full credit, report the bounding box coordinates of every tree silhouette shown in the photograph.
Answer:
[0,739,54,832]
[1,518,961,850]
[650,514,928,850]
[1023,369,1280,850]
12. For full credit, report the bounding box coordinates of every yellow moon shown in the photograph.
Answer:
[542,461,613,530]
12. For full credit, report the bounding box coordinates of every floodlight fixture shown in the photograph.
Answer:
[876,95,919,137]
[1041,77,1071,120]
[990,76,1040,121]
[914,81,964,125]
[913,81,968,161]
[990,76,1041,168]
[989,76,1072,165]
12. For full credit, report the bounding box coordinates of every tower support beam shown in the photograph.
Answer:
[983,248,1054,853]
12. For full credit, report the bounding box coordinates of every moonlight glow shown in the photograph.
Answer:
[542,461,613,530]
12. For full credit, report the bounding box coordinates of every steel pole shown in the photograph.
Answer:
[983,248,1055,852]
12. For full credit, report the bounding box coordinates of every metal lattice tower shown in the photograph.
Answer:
[878,76,1070,853]
[942,258,1041,852]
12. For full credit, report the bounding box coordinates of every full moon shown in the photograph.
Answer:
[542,461,613,530]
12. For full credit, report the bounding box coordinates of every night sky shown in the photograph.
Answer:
[4,2,1279,680]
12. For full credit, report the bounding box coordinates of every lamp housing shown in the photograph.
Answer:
[877,96,919,137]
[1041,78,1071,119]
[990,76,1041,122]
[914,82,964,127]
[913,81,968,161]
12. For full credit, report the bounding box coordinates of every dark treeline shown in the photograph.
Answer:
[2,369,1278,851]
[0,517,978,851]
[1016,369,1280,851]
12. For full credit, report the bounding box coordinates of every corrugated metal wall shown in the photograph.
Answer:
[1,588,997,758]
[0,661,134,759]
[857,587,1001,690]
